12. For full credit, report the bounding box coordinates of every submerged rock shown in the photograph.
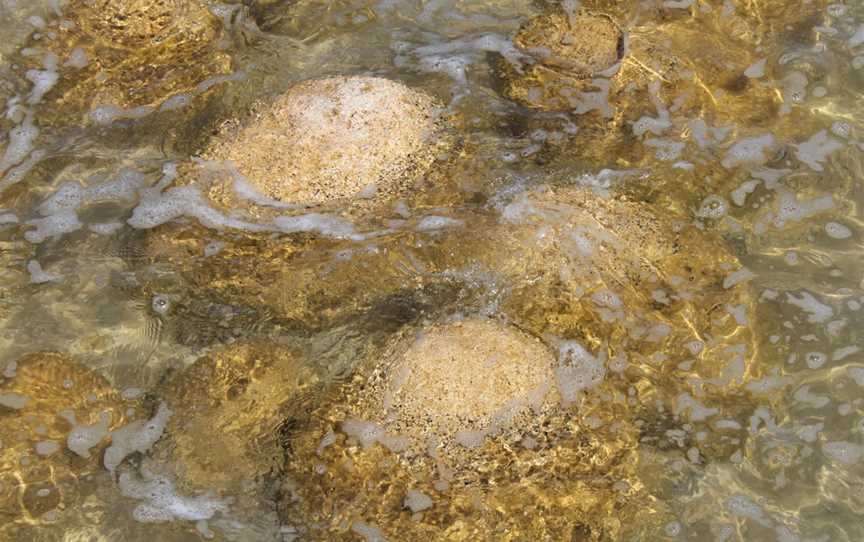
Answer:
[199,75,452,209]
[130,183,756,538]
[276,315,660,540]
[0,352,142,532]
[500,10,624,111]
[18,0,231,126]
[150,342,317,498]
[364,318,557,453]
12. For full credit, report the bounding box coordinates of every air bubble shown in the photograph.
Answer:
[697,195,729,219]
[151,295,171,315]
[805,352,827,369]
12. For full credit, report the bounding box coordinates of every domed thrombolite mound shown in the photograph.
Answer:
[367,318,558,450]
[518,12,623,74]
[21,0,231,125]
[150,342,318,497]
[200,76,451,208]
[73,0,215,50]
[276,318,667,540]
[495,185,756,392]
[498,10,625,111]
[0,353,144,534]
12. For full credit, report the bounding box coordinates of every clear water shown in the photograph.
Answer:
[0,0,863,540]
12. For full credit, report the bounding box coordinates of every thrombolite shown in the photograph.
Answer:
[197,75,453,211]
[0,353,144,536]
[492,0,835,212]
[14,0,233,127]
[125,181,761,537]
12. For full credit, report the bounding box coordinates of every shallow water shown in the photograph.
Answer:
[0,0,863,541]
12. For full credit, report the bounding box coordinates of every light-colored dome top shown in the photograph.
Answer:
[205,76,447,207]
[381,319,555,445]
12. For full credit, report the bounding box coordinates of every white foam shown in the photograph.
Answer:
[27,259,61,283]
[849,24,864,47]
[824,222,852,239]
[721,135,775,169]
[722,267,755,290]
[159,93,192,112]
[831,121,852,139]
[772,189,835,228]
[404,489,433,512]
[779,72,807,115]
[0,392,28,409]
[645,138,685,161]
[675,393,718,422]
[726,304,748,325]
[129,185,261,232]
[0,113,38,177]
[745,374,792,394]
[696,195,729,219]
[64,47,88,69]
[89,222,124,235]
[726,495,770,527]
[340,418,409,453]
[554,341,605,405]
[103,402,172,473]
[634,111,670,137]
[61,410,111,458]
[25,209,83,243]
[848,367,864,386]
[805,351,827,369]
[25,169,147,242]
[405,34,526,94]
[351,521,388,542]
[688,119,731,149]
[663,0,694,9]
[118,469,230,523]
[832,346,859,361]
[273,214,362,240]
[793,130,844,171]
[570,78,615,118]
[35,440,60,456]
[823,441,864,465]
[26,65,58,105]
[90,105,155,125]
[0,148,45,194]
[786,291,833,323]
[744,58,766,78]
[793,385,829,408]
[750,167,790,189]
[415,215,464,231]
[731,180,759,206]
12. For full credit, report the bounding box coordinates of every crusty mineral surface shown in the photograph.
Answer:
[516,12,623,75]
[204,76,448,206]
[72,0,216,50]
[379,318,556,446]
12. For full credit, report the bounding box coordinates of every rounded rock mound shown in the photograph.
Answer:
[378,318,556,447]
[499,11,625,111]
[516,12,623,76]
[204,76,448,207]
[72,0,217,49]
